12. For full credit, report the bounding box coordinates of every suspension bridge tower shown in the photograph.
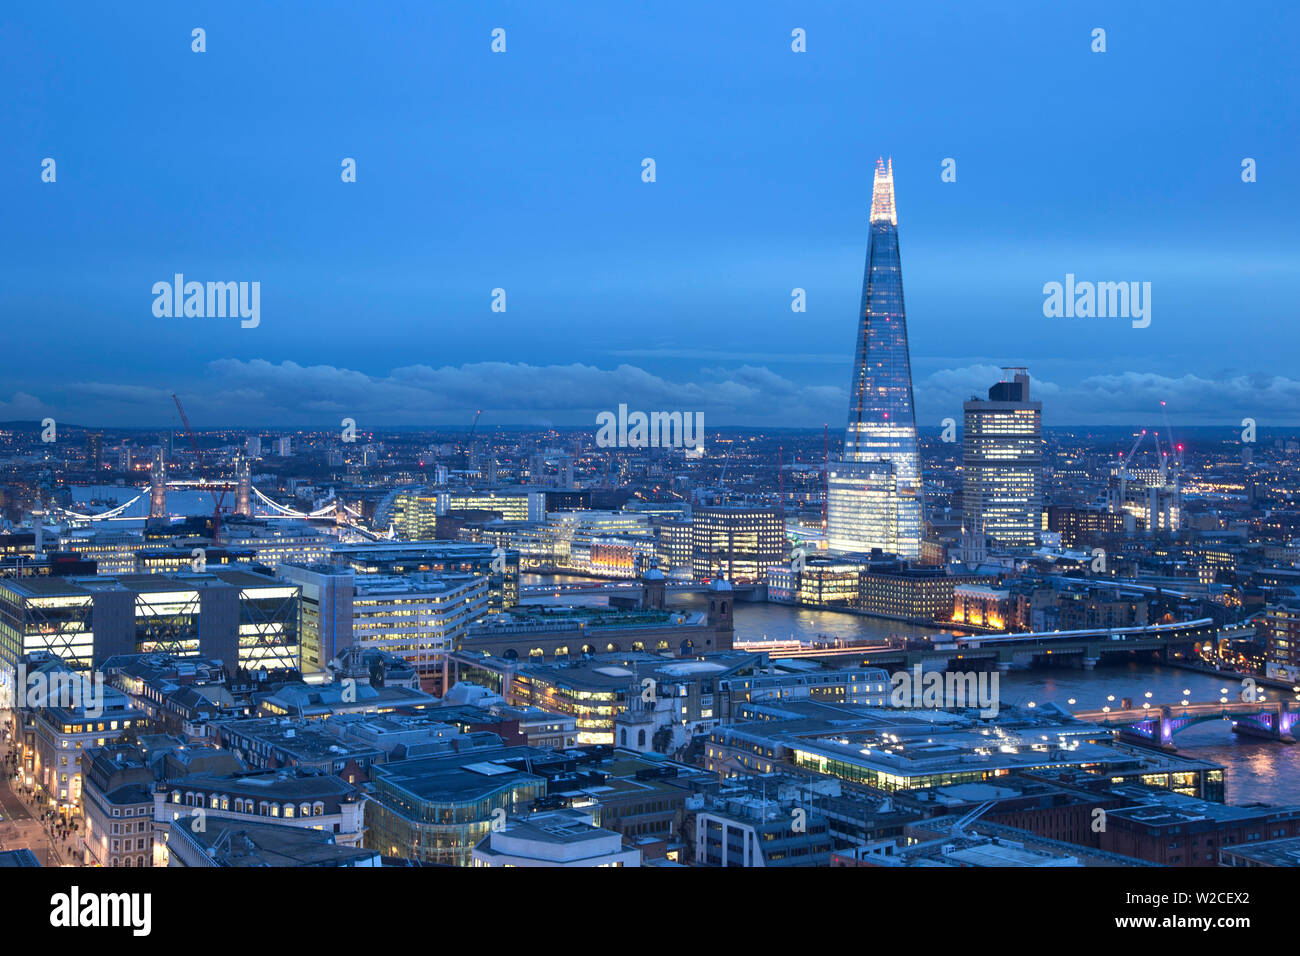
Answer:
[235,457,252,517]
[149,447,168,518]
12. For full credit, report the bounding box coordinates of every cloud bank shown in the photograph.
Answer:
[8,359,1299,428]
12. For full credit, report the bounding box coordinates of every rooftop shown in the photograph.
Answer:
[169,816,377,867]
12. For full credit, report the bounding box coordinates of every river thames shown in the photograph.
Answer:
[522,577,1300,807]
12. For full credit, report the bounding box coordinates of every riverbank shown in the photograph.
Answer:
[1167,660,1298,693]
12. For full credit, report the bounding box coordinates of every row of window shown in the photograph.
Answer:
[171,791,327,817]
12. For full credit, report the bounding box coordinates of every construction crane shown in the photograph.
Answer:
[1117,428,1147,503]
[1160,400,1184,471]
[172,393,226,543]
[1152,426,1168,484]
[463,409,483,471]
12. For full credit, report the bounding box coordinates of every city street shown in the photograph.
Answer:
[0,721,81,866]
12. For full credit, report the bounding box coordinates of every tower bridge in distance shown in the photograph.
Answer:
[51,476,369,528]
[1073,699,1299,748]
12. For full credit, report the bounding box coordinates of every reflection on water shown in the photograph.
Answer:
[71,485,214,527]
[726,599,950,644]
[992,661,1300,806]
[521,578,1300,807]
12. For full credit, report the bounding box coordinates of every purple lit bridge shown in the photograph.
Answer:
[1073,699,1300,749]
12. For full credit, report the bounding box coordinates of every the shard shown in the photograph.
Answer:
[826,158,924,559]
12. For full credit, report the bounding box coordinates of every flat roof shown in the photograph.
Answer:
[371,746,548,803]
[1220,836,1300,866]
[171,816,375,867]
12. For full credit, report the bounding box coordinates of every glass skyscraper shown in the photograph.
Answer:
[962,368,1043,548]
[827,159,924,559]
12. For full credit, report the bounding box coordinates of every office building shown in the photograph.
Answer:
[85,432,104,470]
[545,509,658,576]
[455,584,735,673]
[691,506,786,584]
[769,553,960,623]
[455,650,756,746]
[281,565,486,682]
[696,795,833,867]
[81,744,159,867]
[156,767,366,851]
[0,569,301,676]
[962,368,1043,548]
[363,746,550,866]
[472,808,641,867]
[827,159,924,559]
[59,532,148,575]
[389,489,546,539]
[278,563,355,674]
[166,816,381,867]
[333,541,519,614]
[219,520,334,569]
[5,656,145,814]
[1261,599,1300,682]
[1045,506,1126,548]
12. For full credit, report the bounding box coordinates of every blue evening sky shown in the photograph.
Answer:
[2,1,1296,427]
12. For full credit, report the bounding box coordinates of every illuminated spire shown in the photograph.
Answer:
[869,156,896,225]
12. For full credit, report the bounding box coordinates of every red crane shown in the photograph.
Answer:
[172,393,226,543]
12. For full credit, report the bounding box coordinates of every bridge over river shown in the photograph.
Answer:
[1072,698,1299,748]
[736,617,1218,673]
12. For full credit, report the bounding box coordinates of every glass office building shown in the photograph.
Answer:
[962,368,1043,548]
[827,158,924,559]
[0,570,300,677]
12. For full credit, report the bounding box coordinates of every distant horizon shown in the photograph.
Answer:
[6,419,1298,436]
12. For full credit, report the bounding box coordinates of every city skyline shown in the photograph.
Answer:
[4,1,1300,890]
[4,2,1299,428]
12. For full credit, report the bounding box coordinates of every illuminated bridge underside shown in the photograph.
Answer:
[1075,701,1300,746]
